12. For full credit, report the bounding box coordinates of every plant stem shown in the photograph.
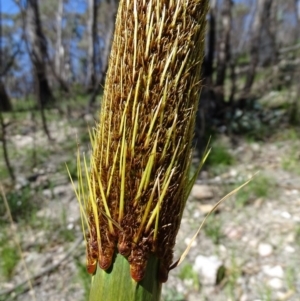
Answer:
[89,253,161,301]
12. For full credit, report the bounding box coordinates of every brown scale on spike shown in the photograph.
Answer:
[85,213,99,274]
[86,235,98,275]
[99,251,114,270]
[98,231,116,270]
[128,239,151,282]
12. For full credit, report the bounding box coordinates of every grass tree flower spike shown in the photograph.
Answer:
[71,0,208,299]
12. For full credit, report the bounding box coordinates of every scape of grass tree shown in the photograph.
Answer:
[69,0,209,300]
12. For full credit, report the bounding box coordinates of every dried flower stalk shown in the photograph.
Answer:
[72,0,208,287]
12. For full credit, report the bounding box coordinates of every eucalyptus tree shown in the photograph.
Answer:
[243,0,273,96]
[26,0,55,105]
[215,0,232,103]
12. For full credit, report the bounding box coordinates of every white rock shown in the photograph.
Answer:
[276,290,295,300]
[15,176,28,189]
[284,245,295,253]
[229,169,238,177]
[183,278,194,287]
[53,185,69,197]
[242,235,249,242]
[281,211,291,219]
[191,184,214,200]
[249,239,258,248]
[67,223,74,230]
[262,265,284,278]
[36,207,54,219]
[267,278,283,290]
[193,255,222,285]
[43,189,52,198]
[251,143,260,152]
[84,114,94,122]
[285,189,299,196]
[286,233,295,243]
[240,294,249,301]
[214,176,222,182]
[11,134,34,147]
[224,225,243,240]
[258,243,273,257]
[293,216,300,222]
[193,210,201,218]
[219,244,227,254]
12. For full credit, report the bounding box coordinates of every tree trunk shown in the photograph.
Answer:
[89,0,118,105]
[215,0,232,102]
[295,0,300,41]
[0,81,12,112]
[87,0,98,92]
[194,0,217,156]
[26,0,54,106]
[202,0,217,82]
[100,0,119,83]
[0,109,15,182]
[242,0,273,96]
[265,0,278,66]
[0,0,12,111]
[55,0,64,79]
[45,0,70,93]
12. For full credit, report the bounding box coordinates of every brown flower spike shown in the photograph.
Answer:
[72,0,208,283]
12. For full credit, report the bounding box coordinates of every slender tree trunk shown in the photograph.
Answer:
[100,0,118,83]
[228,56,237,105]
[265,0,278,65]
[26,0,54,106]
[202,0,217,82]
[194,0,217,156]
[55,0,64,78]
[51,0,70,93]
[215,0,232,102]
[242,0,273,96]
[89,0,118,105]
[67,44,76,83]
[34,72,53,141]
[0,110,15,182]
[0,0,12,112]
[289,0,300,124]
[87,0,98,92]
[0,81,12,112]
[289,69,300,125]
[295,0,300,42]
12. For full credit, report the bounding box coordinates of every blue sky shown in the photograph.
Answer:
[2,0,19,14]
[1,0,87,14]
